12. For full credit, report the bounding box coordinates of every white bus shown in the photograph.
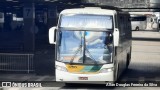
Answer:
[49,7,132,84]
[130,12,158,31]
[130,15,147,31]
[146,14,158,30]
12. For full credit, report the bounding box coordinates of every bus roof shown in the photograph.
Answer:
[60,7,116,15]
[129,12,154,15]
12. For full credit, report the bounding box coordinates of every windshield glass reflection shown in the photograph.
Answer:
[58,30,113,64]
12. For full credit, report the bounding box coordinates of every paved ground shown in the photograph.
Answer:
[0,30,160,90]
[120,30,160,82]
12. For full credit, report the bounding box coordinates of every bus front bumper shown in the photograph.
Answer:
[56,70,114,84]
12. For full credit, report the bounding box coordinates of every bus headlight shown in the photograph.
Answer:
[56,65,67,72]
[99,68,114,73]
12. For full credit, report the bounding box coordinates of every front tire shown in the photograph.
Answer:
[114,63,119,82]
[126,49,131,69]
[126,56,130,69]
[135,26,139,31]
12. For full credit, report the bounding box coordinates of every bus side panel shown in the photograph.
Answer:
[116,12,132,78]
[116,12,124,76]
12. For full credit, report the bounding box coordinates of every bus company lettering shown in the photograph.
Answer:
[68,65,77,68]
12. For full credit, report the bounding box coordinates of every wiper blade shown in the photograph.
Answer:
[69,31,97,64]
[85,46,97,64]
[69,31,83,64]
[69,45,82,64]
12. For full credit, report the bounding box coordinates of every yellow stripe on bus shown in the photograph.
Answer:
[66,64,85,72]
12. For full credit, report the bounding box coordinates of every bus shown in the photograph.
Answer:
[130,12,158,31]
[130,15,147,31]
[49,7,132,84]
[146,14,158,30]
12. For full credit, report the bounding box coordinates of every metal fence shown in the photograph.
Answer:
[0,53,34,73]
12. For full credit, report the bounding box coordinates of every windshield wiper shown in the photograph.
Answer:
[83,31,97,64]
[69,31,97,64]
[69,45,82,64]
[69,32,83,64]
[85,47,97,64]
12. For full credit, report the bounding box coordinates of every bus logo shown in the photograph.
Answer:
[69,65,77,68]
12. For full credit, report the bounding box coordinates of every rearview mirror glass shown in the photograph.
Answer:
[49,26,57,44]
[113,28,119,46]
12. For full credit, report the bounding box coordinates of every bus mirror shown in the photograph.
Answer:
[49,26,57,44]
[114,28,119,46]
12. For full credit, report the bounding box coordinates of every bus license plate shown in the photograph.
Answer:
[79,77,88,80]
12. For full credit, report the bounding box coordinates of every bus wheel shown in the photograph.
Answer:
[126,54,130,69]
[114,63,119,82]
[135,26,139,31]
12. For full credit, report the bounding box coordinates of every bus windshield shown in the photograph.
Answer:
[57,29,113,64]
[60,14,113,29]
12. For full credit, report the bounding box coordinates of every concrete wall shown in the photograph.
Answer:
[83,0,150,8]
[82,0,160,11]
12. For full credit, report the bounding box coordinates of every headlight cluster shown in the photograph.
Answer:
[99,68,114,73]
[55,65,67,72]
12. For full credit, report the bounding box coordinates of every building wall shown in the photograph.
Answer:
[83,0,150,8]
